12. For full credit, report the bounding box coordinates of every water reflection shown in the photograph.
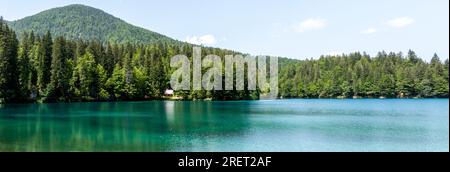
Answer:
[0,99,448,152]
[0,101,252,151]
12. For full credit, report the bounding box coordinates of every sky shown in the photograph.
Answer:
[0,0,448,61]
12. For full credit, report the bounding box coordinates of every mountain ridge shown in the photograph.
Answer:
[8,4,181,45]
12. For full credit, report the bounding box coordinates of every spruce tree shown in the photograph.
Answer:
[47,36,71,101]
[0,19,19,102]
[17,32,33,100]
[37,31,53,95]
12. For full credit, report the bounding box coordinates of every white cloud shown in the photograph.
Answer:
[293,18,327,33]
[185,34,217,45]
[387,17,415,28]
[361,28,377,34]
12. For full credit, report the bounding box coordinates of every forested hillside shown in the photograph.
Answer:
[279,52,449,98]
[0,5,448,103]
[2,18,260,103]
[8,4,177,45]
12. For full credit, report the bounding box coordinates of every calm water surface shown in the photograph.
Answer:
[0,99,448,152]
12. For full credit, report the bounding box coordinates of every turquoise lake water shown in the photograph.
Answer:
[0,99,448,152]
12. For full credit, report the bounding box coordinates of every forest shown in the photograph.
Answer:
[1,19,449,103]
[279,51,448,98]
[7,4,176,45]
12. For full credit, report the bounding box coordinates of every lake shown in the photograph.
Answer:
[0,99,448,152]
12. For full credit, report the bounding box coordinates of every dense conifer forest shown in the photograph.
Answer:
[0,5,448,103]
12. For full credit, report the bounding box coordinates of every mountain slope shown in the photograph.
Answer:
[8,4,178,44]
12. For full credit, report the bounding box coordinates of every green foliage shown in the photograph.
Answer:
[0,18,19,102]
[278,51,449,98]
[9,4,178,45]
[17,32,33,100]
[37,31,52,95]
[96,64,110,100]
[106,64,126,100]
[46,36,71,101]
[72,52,93,98]
[1,8,449,103]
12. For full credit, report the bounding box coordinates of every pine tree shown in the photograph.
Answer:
[17,32,33,100]
[37,31,53,95]
[105,43,115,76]
[47,36,71,101]
[0,19,19,102]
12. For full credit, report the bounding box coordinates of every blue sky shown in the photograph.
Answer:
[1,0,448,61]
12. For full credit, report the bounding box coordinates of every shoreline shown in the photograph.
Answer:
[1,97,449,105]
